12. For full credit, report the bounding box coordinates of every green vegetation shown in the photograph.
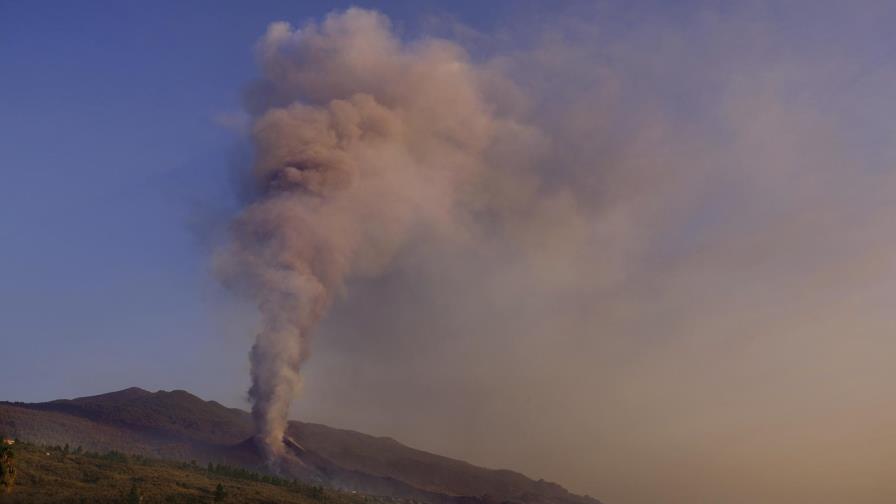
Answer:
[126,482,143,503]
[0,439,16,493]
[213,483,226,502]
[0,441,385,504]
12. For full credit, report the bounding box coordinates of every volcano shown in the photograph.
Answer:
[0,388,601,504]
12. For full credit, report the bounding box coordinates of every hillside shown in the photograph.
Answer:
[0,439,383,504]
[0,389,601,504]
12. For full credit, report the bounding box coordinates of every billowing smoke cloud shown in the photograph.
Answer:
[215,4,896,502]
[217,8,540,459]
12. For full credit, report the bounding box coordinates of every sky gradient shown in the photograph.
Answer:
[3,2,896,503]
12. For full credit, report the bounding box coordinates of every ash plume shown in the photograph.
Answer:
[217,8,534,460]
[209,3,896,502]
[209,3,896,501]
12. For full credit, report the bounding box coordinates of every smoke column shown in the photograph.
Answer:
[207,3,896,502]
[218,8,531,460]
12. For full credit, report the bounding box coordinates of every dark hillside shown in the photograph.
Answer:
[38,388,253,444]
[0,440,385,504]
[0,389,601,504]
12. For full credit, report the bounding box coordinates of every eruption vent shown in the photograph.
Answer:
[218,9,529,460]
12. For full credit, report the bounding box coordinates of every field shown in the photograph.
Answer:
[0,441,386,504]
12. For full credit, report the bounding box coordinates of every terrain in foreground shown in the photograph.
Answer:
[0,388,600,504]
[0,440,378,503]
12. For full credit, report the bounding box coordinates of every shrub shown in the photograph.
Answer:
[126,482,142,504]
[0,443,15,493]
[214,482,227,502]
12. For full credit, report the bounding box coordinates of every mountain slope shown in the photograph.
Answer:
[3,439,374,504]
[0,388,601,504]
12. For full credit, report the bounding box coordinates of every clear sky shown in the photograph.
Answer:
[3,2,896,504]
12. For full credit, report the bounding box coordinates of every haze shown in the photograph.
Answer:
[2,2,895,503]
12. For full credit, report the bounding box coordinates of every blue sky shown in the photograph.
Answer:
[2,0,866,403]
[0,0,621,404]
[0,0,473,401]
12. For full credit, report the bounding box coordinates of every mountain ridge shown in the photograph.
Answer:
[0,387,601,504]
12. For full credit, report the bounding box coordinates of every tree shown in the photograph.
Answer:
[214,483,227,502]
[126,482,142,504]
[0,444,15,494]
